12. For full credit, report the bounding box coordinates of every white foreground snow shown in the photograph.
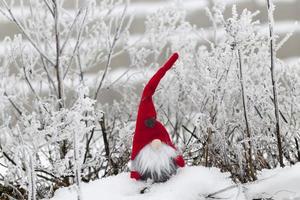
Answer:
[49,164,300,200]
[50,166,240,200]
[248,163,300,199]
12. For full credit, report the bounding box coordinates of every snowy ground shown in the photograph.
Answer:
[49,164,300,200]
[248,163,300,199]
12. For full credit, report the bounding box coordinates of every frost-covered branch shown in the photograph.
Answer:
[0,0,55,66]
[266,0,284,167]
[94,3,128,100]
[53,0,64,108]
[237,49,256,181]
[3,91,23,116]
[73,131,82,200]
[63,8,88,80]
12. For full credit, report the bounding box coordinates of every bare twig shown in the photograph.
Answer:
[266,0,284,167]
[237,49,256,180]
[3,92,23,116]
[77,52,84,83]
[94,3,127,100]
[99,115,110,160]
[63,8,88,79]
[295,138,300,161]
[41,56,57,94]
[60,9,84,55]
[86,32,141,71]
[73,130,83,200]
[21,63,41,102]
[43,0,54,17]
[2,183,25,200]
[3,148,62,183]
[182,125,200,142]
[269,96,288,124]
[205,184,239,199]
[0,1,11,20]
[276,23,296,51]
[0,0,55,66]
[83,127,95,164]
[205,127,212,167]
[2,151,17,166]
[105,68,130,89]
[53,0,64,108]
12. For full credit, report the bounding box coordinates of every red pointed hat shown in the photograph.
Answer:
[131,53,179,161]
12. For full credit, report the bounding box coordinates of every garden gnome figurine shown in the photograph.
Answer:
[130,52,185,183]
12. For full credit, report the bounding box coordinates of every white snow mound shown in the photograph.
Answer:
[248,163,300,199]
[50,166,239,200]
[50,164,300,200]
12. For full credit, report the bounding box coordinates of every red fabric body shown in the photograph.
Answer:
[130,171,141,180]
[130,53,180,161]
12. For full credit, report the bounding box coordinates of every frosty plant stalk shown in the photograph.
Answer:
[266,0,284,167]
[237,49,256,181]
[73,130,82,200]
[53,0,64,109]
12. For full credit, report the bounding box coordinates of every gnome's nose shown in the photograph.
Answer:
[151,139,162,150]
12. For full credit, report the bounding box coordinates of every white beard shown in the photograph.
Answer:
[132,142,178,182]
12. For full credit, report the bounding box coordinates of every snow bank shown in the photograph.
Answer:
[49,164,300,200]
[248,163,300,200]
[50,166,240,200]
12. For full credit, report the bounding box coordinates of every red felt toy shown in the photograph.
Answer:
[130,52,185,182]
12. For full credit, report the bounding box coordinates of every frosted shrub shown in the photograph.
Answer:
[136,2,300,182]
[0,0,135,199]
